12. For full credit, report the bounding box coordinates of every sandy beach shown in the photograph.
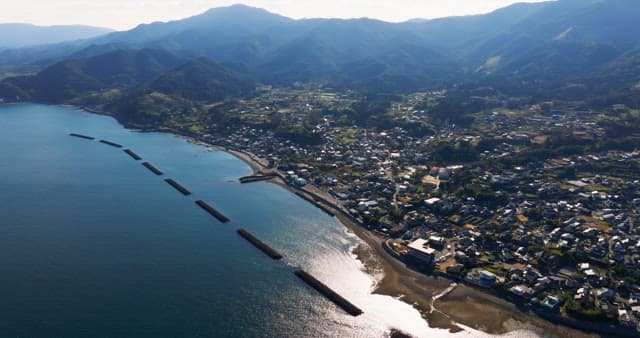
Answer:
[226,149,268,172]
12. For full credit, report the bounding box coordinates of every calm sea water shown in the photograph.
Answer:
[0,104,536,338]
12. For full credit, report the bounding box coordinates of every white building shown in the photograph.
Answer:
[407,239,436,264]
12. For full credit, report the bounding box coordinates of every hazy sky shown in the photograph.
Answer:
[1,0,549,30]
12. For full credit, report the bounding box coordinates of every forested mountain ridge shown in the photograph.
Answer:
[1,0,640,104]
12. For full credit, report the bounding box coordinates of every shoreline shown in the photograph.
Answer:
[42,103,603,337]
[219,145,598,337]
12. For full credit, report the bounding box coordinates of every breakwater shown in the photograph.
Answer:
[164,178,191,196]
[142,162,163,176]
[294,269,363,316]
[239,173,278,184]
[99,140,123,148]
[195,200,230,223]
[123,149,142,160]
[237,229,283,260]
[69,133,94,140]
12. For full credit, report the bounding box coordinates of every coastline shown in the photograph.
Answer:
[214,134,603,338]
[51,103,601,337]
[217,144,597,337]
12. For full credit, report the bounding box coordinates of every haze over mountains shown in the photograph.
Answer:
[0,24,113,49]
[1,0,639,106]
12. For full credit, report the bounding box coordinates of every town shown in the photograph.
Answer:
[129,86,640,333]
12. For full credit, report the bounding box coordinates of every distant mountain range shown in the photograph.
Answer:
[0,24,113,48]
[1,0,639,106]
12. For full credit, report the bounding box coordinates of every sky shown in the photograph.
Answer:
[0,0,549,31]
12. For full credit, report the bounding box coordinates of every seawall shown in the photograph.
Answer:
[294,191,335,217]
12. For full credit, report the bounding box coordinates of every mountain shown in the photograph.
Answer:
[106,57,256,125]
[97,4,293,44]
[576,44,640,107]
[469,0,640,78]
[89,6,460,88]
[1,0,640,100]
[253,18,457,88]
[0,5,454,85]
[0,49,186,101]
[0,47,257,127]
[405,1,551,52]
[0,4,460,91]
[149,58,255,101]
[90,4,298,62]
[0,47,256,125]
[0,24,113,48]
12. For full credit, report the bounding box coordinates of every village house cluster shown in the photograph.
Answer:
[174,88,640,329]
